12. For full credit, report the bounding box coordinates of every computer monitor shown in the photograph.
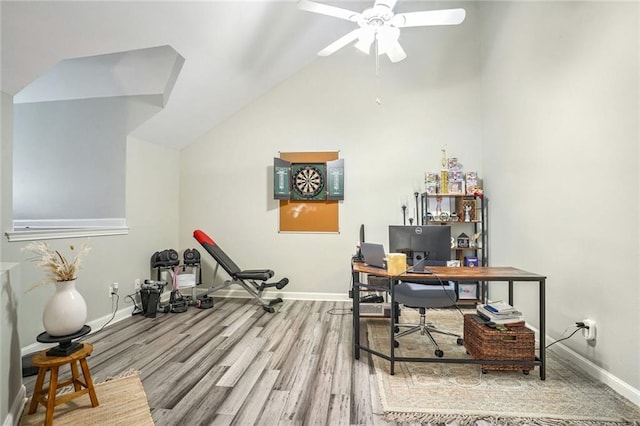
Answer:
[388,225,452,266]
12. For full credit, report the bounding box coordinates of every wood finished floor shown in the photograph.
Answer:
[23,298,420,426]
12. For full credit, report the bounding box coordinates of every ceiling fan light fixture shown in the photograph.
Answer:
[354,28,374,54]
[298,0,465,62]
[376,26,399,54]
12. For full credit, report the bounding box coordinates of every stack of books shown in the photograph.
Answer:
[476,301,525,326]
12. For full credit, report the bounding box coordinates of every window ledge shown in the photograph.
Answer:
[5,227,129,242]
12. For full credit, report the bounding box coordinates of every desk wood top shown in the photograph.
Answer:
[352,262,546,281]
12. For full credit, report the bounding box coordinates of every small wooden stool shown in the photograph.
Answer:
[28,342,99,426]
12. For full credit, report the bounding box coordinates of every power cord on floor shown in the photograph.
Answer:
[126,293,143,315]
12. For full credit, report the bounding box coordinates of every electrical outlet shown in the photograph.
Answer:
[134,278,141,290]
[582,319,596,341]
[109,282,119,298]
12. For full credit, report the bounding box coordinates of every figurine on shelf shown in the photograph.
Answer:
[471,232,482,248]
[464,205,472,222]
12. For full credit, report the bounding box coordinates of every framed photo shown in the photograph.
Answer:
[456,233,470,248]
[458,283,478,300]
[457,198,477,221]
[448,181,465,195]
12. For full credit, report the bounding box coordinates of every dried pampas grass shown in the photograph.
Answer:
[23,240,91,290]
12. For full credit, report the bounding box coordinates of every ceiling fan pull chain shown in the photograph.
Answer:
[375,35,382,105]
[375,34,380,78]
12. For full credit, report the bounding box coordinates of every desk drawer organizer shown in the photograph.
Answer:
[463,314,535,374]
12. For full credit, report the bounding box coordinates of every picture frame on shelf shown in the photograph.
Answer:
[465,171,478,192]
[448,181,465,195]
[458,283,478,300]
[466,184,480,195]
[457,233,470,248]
[456,197,477,221]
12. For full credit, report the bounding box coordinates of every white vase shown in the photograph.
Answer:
[42,279,87,337]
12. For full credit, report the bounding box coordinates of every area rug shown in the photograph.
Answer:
[367,310,640,425]
[20,371,154,425]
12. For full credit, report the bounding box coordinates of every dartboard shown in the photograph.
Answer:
[292,164,325,199]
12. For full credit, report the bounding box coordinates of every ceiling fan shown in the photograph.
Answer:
[298,0,465,63]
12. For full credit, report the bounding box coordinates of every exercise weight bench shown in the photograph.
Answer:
[193,229,289,313]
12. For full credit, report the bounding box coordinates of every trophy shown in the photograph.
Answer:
[464,205,472,222]
[439,149,448,194]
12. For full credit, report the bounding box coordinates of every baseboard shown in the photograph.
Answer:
[536,328,640,408]
[3,384,26,426]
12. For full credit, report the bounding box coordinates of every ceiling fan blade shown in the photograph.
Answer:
[384,41,406,63]
[374,0,398,11]
[392,8,466,28]
[318,29,361,56]
[298,0,360,22]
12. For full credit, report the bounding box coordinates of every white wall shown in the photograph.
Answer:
[179,1,483,298]
[0,263,23,426]
[13,97,160,223]
[0,92,24,426]
[1,93,12,263]
[479,1,639,390]
[1,134,180,351]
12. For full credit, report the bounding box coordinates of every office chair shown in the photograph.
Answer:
[193,229,289,313]
[393,264,463,357]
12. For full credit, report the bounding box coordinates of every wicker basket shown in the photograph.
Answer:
[463,314,535,374]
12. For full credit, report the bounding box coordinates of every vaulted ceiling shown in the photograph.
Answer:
[1,1,467,150]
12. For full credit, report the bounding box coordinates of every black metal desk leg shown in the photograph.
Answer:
[352,270,360,360]
[540,278,546,380]
[390,278,396,375]
[508,280,514,306]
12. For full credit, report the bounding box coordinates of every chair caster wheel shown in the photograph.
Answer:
[435,349,444,358]
[393,340,400,348]
[263,305,275,313]
[456,338,464,346]
[394,326,400,333]
[523,370,530,375]
[482,368,488,374]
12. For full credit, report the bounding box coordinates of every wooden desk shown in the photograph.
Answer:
[351,262,547,379]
